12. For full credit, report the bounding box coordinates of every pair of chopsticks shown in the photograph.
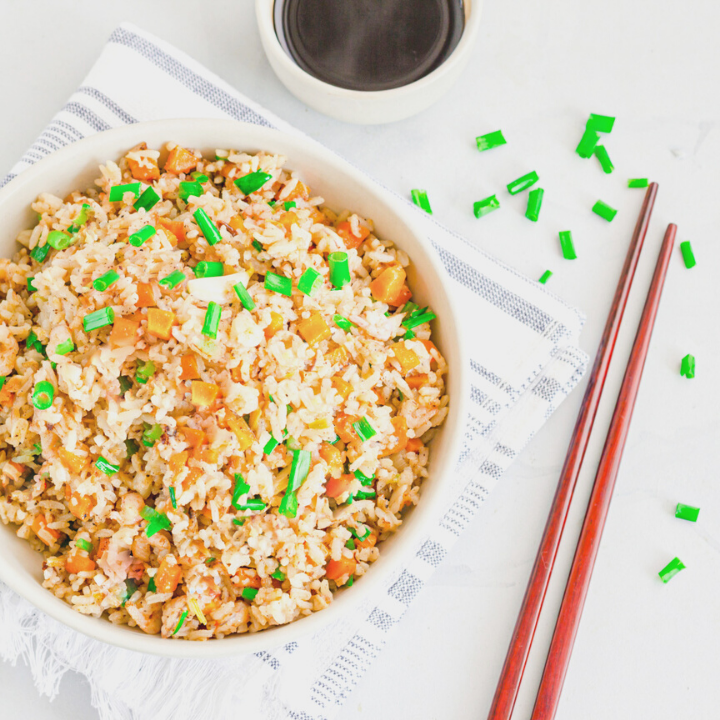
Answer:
[487,183,676,720]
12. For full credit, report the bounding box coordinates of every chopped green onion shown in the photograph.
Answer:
[587,113,616,133]
[271,569,285,581]
[118,375,133,395]
[264,271,292,296]
[233,281,256,310]
[628,178,649,188]
[193,208,223,246]
[675,503,700,522]
[592,200,617,222]
[297,267,323,297]
[575,128,599,159]
[125,438,140,458]
[268,200,277,207]
[333,314,354,331]
[134,187,161,212]
[122,578,139,606]
[263,435,281,455]
[172,609,189,635]
[95,456,119,476]
[32,381,54,410]
[142,423,162,447]
[346,538,356,550]
[559,231,577,260]
[26,330,45,354]
[411,189,433,214]
[680,354,695,379]
[93,270,120,292]
[148,577,157,592]
[202,301,222,338]
[68,204,91,234]
[241,587,259,601]
[473,195,500,219]
[328,251,351,289]
[109,183,141,202]
[285,435,301,451]
[194,261,224,278]
[679,241,696,269]
[30,243,50,264]
[129,225,156,247]
[235,497,267,512]
[191,172,209,183]
[284,201,297,211]
[658,557,685,584]
[252,239,264,253]
[506,171,539,195]
[46,230,74,250]
[350,525,371,541]
[352,417,376,442]
[346,575,354,587]
[31,443,42,455]
[235,171,272,196]
[232,517,247,526]
[525,188,544,222]
[594,145,614,174]
[169,486,177,509]
[402,310,436,331]
[353,470,374,487]
[475,130,507,152]
[75,538,93,553]
[178,180,203,201]
[231,473,251,510]
[278,491,298,518]
[538,270,553,284]
[27,277,37,293]
[159,270,186,289]
[287,449,311,494]
[141,505,171,537]
[135,359,156,384]
[0,377,6,392]
[354,489,376,500]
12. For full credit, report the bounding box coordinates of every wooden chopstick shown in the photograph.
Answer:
[487,183,658,720]
[531,222,677,720]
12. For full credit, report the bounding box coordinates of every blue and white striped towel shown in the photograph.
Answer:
[0,23,588,720]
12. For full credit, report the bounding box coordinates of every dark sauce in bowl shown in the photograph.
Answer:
[274,0,465,92]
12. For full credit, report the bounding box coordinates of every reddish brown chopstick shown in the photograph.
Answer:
[487,183,658,720]
[531,222,677,720]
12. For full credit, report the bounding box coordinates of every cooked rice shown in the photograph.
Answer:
[0,142,449,639]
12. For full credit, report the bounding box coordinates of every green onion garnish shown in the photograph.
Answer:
[109,183,141,202]
[575,128,599,158]
[594,145,614,174]
[159,270,186,289]
[241,587,259,601]
[32,381,54,410]
[352,417,376,443]
[169,486,177,509]
[83,307,115,332]
[475,130,507,152]
[592,200,617,222]
[411,189,432,214]
[93,270,120,292]
[30,243,50,263]
[141,505,171,537]
[268,200,277,207]
[31,443,42,456]
[148,577,157,592]
[95,456,119,475]
[265,272,292,296]
[75,538,93,553]
[271,570,286,582]
[346,538,356,550]
[118,375,133,395]
[68,204,90,234]
[473,195,500,219]
[538,270,553,284]
[333,314,354,331]
[122,578,139,606]
[125,438,140,458]
[252,239,264,253]
[231,473,251,510]
[26,330,46,355]
[350,524,371,541]
[46,230,74,250]
[235,497,267,512]
[194,261,224,278]
[129,225,156,247]
[232,517,246,526]
[628,178,649,188]
[680,354,695,379]
[675,503,699,522]
[354,489,376,500]
[178,180,203,201]
[279,490,298,518]
[328,251,351,289]
[559,231,577,260]
[402,309,436,331]
[134,187,161,212]
[235,171,272,196]
[191,172,209,183]
[587,113,615,133]
[27,277,37,293]
[263,435,281,455]
[525,188,544,222]
[284,201,297,210]
[679,241,696,269]
[278,448,311,519]
[346,575,354,587]
[353,470,374,487]
[506,171,539,195]
[0,377,6,392]
[202,301,222,338]
[233,281,256,310]
[172,609,189,635]
[658,557,685,584]
[135,359,156,384]
[297,267,323,297]
[193,208,222,246]
[142,423,162,447]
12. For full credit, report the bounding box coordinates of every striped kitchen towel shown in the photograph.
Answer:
[0,23,588,720]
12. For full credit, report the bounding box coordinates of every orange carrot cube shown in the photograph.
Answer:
[147,308,175,341]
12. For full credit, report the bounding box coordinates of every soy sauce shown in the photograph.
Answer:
[275,0,465,92]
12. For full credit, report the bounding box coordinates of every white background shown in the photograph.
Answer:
[1,1,719,718]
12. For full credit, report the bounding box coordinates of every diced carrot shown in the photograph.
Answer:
[264,311,284,340]
[157,217,187,243]
[109,317,140,348]
[182,467,202,491]
[65,554,96,574]
[325,345,349,367]
[191,381,220,407]
[195,447,219,464]
[32,514,60,545]
[421,339,439,367]
[325,555,356,581]
[226,413,254,451]
[169,452,189,473]
[389,284,412,308]
[334,413,359,444]
[391,342,420,375]
[127,157,160,182]
[68,493,94,520]
[147,308,175,341]
[406,438,423,453]
[324,473,354,499]
[356,533,377,550]
[229,215,245,232]
[286,181,310,201]
[164,146,198,174]
[298,312,331,346]
[179,427,206,448]
[230,366,243,383]
[336,220,370,250]
[381,416,408,456]
[155,555,183,593]
[96,538,110,558]
[331,377,352,402]
[369,265,406,304]
[59,448,87,475]
[279,211,298,229]
[406,374,428,389]
[235,568,262,589]
[318,442,343,476]
[180,354,200,380]
[135,282,156,308]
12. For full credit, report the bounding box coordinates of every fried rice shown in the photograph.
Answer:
[0,142,449,639]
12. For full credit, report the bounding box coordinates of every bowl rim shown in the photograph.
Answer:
[0,118,469,658]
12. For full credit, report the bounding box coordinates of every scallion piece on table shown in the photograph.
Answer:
[352,417,376,442]
[27,277,37,293]
[135,359,155,385]
[628,178,649,188]
[284,201,297,211]
[231,473,251,510]
[93,270,120,292]
[125,438,140,458]
[297,267,323,297]
[328,251,351,289]
[32,381,54,410]
[134,187,161,212]
[141,505,171,537]
[587,113,616,133]
[473,195,500,219]
[353,470,374,486]
[47,230,74,250]
[169,486,177,509]
[178,180,203,201]
[538,270,553,284]
[172,609,189,635]
[594,145,614,174]
[575,128,600,159]
[680,353,695,379]
[30,243,50,264]
[559,230,577,260]
[525,188,544,222]
[193,208,223,246]
[592,200,617,222]
[55,338,75,355]
[333,314,354,331]
[109,183,141,202]
[507,171,539,195]
[233,281,256,310]
[241,587,259,601]
[68,204,90,233]
[202,301,222,338]
[194,261,224,278]
[271,570,285,581]
[658,557,685,583]
[75,538,93,553]
[410,189,433,214]
[234,171,272,196]
[475,130,507,152]
[252,239,264,253]
[264,271,292,296]
[129,225,156,247]
[235,497,267,512]
[142,423,162,447]
[95,456,119,476]
[83,307,115,332]
[679,240,696,269]
[159,270,186,289]
[675,503,700,522]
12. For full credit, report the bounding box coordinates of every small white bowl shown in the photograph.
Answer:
[255,0,483,124]
[0,119,468,657]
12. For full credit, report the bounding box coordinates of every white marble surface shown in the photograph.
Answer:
[1,1,718,718]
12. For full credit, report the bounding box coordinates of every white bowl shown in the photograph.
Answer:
[255,0,483,125]
[0,119,468,658]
